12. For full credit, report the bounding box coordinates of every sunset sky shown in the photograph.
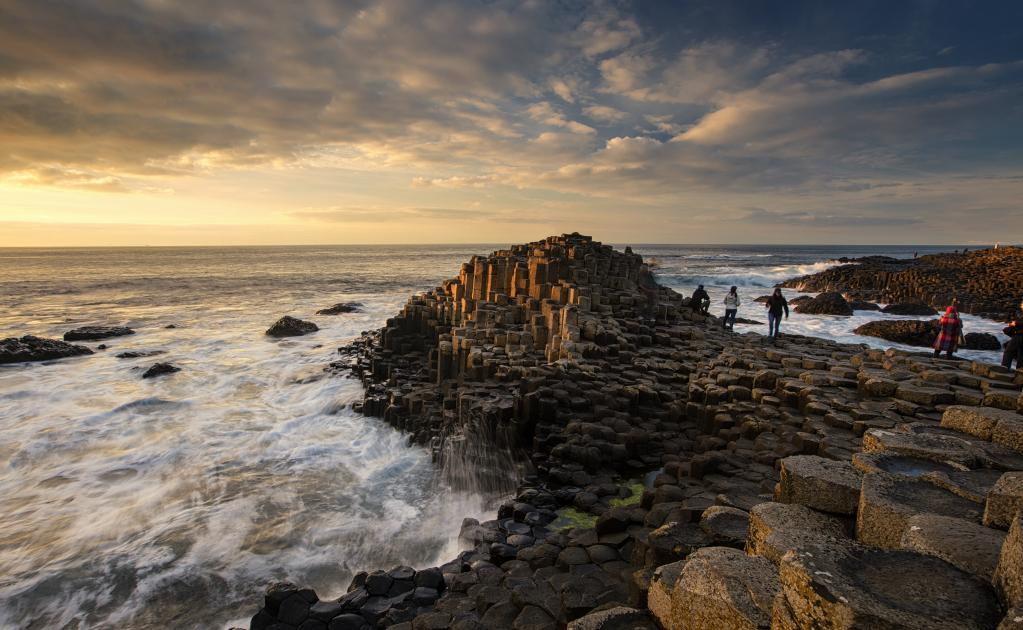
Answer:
[1,0,1022,246]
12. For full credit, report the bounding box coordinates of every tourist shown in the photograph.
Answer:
[691,285,710,314]
[722,286,740,331]
[1002,299,1023,369]
[932,301,964,359]
[765,288,789,339]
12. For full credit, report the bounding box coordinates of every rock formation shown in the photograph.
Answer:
[317,302,362,315]
[793,292,853,316]
[63,325,135,341]
[247,235,1023,630]
[855,319,1003,351]
[779,246,1023,320]
[266,316,319,337]
[142,362,180,378]
[0,335,93,364]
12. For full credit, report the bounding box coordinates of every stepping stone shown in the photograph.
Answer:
[746,502,848,564]
[775,455,862,515]
[772,539,1001,630]
[699,506,749,548]
[901,513,1006,580]
[852,451,964,477]
[994,414,1023,454]
[857,472,983,548]
[942,405,1019,440]
[862,428,980,468]
[984,472,1023,529]
[650,546,778,630]
[920,468,1004,503]
[995,514,1023,609]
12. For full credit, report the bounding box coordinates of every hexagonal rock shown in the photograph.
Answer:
[775,455,863,515]
[920,468,1005,504]
[647,561,683,629]
[901,513,1006,581]
[862,428,980,468]
[993,414,1023,454]
[567,606,658,630]
[995,513,1023,609]
[699,506,750,548]
[985,472,1023,529]
[851,451,963,478]
[772,539,1001,630]
[746,502,848,564]
[857,471,983,549]
[942,405,1020,440]
[655,546,779,630]
[895,384,956,406]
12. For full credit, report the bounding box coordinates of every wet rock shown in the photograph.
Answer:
[63,325,135,341]
[794,292,853,316]
[775,455,862,515]
[773,539,1001,630]
[141,362,180,379]
[965,332,1002,351]
[317,303,362,315]
[0,335,93,364]
[881,302,939,316]
[114,350,165,359]
[849,300,881,311]
[853,319,939,347]
[901,513,1006,580]
[856,471,983,548]
[266,316,319,337]
[985,472,1023,529]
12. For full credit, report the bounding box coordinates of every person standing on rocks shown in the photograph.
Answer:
[722,286,740,331]
[932,301,964,358]
[691,285,710,315]
[1002,299,1023,369]
[765,288,788,339]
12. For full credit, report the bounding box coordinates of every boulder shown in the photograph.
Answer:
[995,513,1023,609]
[964,332,1002,351]
[856,471,983,548]
[0,335,93,364]
[793,292,853,316]
[775,455,863,515]
[984,472,1023,529]
[651,546,779,630]
[901,513,1006,580]
[853,319,938,347]
[266,316,319,337]
[773,539,1001,629]
[63,325,135,341]
[142,362,180,379]
[317,302,362,315]
[882,302,939,316]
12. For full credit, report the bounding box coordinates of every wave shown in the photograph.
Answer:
[656,260,841,289]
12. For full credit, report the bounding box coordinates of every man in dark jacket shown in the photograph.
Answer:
[765,288,789,339]
[691,285,710,314]
[1003,299,1023,369]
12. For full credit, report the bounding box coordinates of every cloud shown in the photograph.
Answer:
[290,206,549,224]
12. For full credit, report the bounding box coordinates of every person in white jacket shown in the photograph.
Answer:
[723,286,740,330]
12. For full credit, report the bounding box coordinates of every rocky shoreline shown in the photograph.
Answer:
[246,234,1023,630]
[779,246,1023,320]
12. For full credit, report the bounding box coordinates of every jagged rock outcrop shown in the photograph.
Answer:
[780,246,1023,319]
[249,235,1023,630]
[317,302,362,315]
[0,335,93,364]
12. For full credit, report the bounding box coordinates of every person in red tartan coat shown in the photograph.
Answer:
[933,301,964,358]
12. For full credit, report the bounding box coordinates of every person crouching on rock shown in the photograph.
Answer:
[1002,299,1023,369]
[723,286,740,330]
[765,288,788,339]
[933,300,964,359]
[691,285,710,315]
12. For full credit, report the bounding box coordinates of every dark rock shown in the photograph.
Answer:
[278,593,312,625]
[849,300,881,311]
[794,292,853,316]
[266,316,319,337]
[328,613,369,630]
[63,326,135,341]
[854,319,939,347]
[0,335,93,364]
[141,362,180,379]
[364,571,392,596]
[317,302,362,315]
[115,350,165,359]
[964,332,1002,351]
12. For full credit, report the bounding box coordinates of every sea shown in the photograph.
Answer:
[0,243,1008,629]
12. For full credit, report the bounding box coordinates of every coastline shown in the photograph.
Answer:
[244,234,1023,630]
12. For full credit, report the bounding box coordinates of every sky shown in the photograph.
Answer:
[1,0,1022,246]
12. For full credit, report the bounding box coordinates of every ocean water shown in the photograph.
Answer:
[0,243,1007,629]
